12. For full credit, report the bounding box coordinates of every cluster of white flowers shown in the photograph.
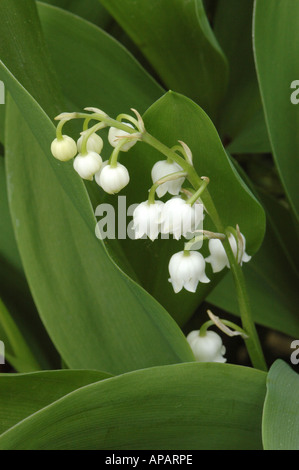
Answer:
[133,196,204,242]
[51,110,252,297]
[132,157,251,294]
[51,108,254,366]
[51,125,137,194]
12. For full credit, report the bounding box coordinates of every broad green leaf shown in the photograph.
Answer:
[0,363,266,450]
[258,191,299,280]
[0,1,163,232]
[214,0,270,154]
[0,369,111,435]
[37,2,164,119]
[6,95,194,374]
[38,0,146,74]
[0,158,59,371]
[226,109,271,155]
[39,0,112,28]
[119,92,265,324]
[98,0,228,117]
[262,360,299,450]
[254,0,299,220]
[0,0,89,228]
[0,0,61,114]
[2,1,194,373]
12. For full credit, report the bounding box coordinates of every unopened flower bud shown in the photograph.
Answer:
[95,162,130,194]
[187,330,226,363]
[51,135,77,162]
[77,133,103,154]
[73,151,102,181]
[108,123,137,152]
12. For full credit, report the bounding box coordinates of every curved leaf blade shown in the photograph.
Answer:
[0,157,59,371]
[262,360,299,450]
[254,0,299,221]
[0,369,111,435]
[39,0,112,28]
[98,0,228,117]
[214,0,270,154]
[37,2,164,118]
[0,363,266,450]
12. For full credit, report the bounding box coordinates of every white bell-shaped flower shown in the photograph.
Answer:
[206,233,251,273]
[51,135,77,162]
[168,251,210,293]
[151,160,185,198]
[161,197,204,240]
[108,123,137,152]
[187,330,226,363]
[133,200,164,241]
[95,161,130,194]
[73,151,102,181]
[77,133,103,154]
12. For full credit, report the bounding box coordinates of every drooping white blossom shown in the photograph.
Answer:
[151,160,185,198]
[186,330,227,363]
[77,133,103,155]
[108,123,137,152]
[51,135,77,162]
[73,151,102,181]
[95,161,130,194]
[205,233,251,273]
[132,200,164,241]
[168,251,210,293]
[161,197,204,240]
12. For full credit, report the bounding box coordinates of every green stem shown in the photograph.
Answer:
[83,117,92,131]
[73,112,138,135]
[186,177,209,206]
[142,132,199,183]
[148,171,187,204]
[80,122,105,156]
[109,141,125,168]
[116,113,139,129]
[198,190,267,370]
[56,119,66,140]
[223,237,267,371]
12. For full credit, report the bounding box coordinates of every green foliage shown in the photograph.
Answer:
[262,360,299,450]
[99,0,228,117]
[0,0,298,451]
[0,364,266,450]
[0,369,111,435]
[254,0,299,222]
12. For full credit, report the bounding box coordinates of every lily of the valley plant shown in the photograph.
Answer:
[51,107,265,372]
